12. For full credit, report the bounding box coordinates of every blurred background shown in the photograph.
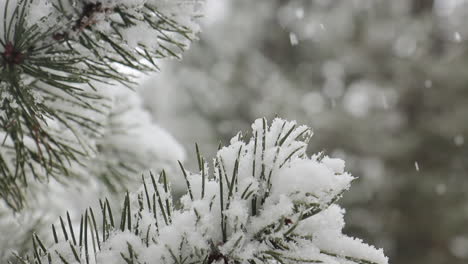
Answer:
[140,0,468,263]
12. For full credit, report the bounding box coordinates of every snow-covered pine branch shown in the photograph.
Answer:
[17,118,388,264]
[0,0,202,210]
[0,85,185,262]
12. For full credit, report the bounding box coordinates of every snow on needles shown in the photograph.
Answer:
[0,0,203,209]
[27,118,388,264]
[23,0,203,51]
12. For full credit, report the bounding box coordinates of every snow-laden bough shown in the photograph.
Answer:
[0,0,202,210]
[16,118,388,264]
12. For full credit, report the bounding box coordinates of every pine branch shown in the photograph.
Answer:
[0,0,202,210]
[17,118,388,264]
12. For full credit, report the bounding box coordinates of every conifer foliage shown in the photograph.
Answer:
[0,0,201,210]
[1,1,389,264]
[16,118,388,264]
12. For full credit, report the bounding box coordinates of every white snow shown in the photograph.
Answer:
[290,32,299,46]
[28,118,388,264]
